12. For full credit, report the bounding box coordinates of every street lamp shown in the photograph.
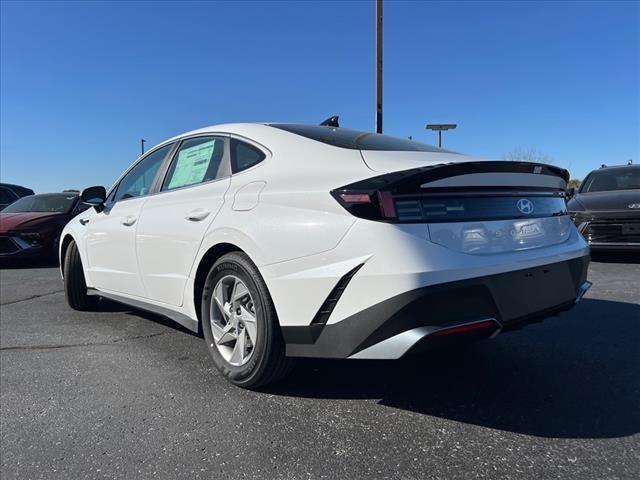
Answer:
[426,124,457,148]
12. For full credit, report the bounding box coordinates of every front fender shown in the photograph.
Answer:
[59,215,92,285]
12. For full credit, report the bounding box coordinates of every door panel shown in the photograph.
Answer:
[82,143,174,297]
[85,198,146,296]
[136,178,230,306]
[136,135,231,306]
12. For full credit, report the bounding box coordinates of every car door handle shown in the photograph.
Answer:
[121,215,137,226]
[185,209,211,222]
[79,218,90,225]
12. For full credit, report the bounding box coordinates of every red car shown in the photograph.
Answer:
[0,192,89,261]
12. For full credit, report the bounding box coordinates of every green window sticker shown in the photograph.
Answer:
[168,140,216,189]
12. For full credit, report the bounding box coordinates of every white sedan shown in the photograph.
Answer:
[61,122,591,388]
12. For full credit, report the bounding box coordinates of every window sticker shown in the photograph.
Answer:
[168,140,215,189]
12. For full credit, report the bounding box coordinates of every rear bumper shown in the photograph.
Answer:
[282,255,590,359]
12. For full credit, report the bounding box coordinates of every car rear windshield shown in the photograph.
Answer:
[579,167,640,193]
[2,194,77,213]
[271,124,448,152]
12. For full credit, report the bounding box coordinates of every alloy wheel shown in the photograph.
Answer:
[209,275,258,366]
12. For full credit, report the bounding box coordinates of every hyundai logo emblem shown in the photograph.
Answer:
[516,198,534,214]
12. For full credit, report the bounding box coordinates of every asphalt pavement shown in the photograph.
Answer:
[1,255,639,479]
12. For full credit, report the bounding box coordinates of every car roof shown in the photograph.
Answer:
[0,182,32,190]
[155,122,447,155]
[21,192,79,198]
[596,164,638,170]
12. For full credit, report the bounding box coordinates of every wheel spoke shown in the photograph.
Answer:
[229,328,246,364]
[239,306,257,344]
[213,282,229,319]
[210,320,226,339]
[232,281,249,302]
[216,323,236,345]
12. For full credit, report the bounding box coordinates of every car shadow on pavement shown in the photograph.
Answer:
[266,298,640,439]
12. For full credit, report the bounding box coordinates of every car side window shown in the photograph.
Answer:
[114,144,172,202]
[230,139,265,173]
[162,136,226,191]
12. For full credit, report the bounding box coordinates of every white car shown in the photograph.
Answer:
[61,122,591,388]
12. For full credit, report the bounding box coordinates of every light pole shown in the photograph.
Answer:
[375,0,383,134]
[426,124,457,148]
[141,138,146,155]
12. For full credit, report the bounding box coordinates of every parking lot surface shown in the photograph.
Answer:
[1,256,639,479]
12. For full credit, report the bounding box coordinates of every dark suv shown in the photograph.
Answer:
[567,164,640,251]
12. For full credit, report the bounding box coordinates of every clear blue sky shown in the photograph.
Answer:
[1,0,639,192]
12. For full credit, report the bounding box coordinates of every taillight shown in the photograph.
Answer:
[332,190,397,221]
[377,191,396,219]
[339,193,371,204]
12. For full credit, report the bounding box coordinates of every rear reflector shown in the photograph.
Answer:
[431,320,498,337]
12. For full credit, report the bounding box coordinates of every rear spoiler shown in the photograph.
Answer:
[331,161,570,223]
[341,161,569,194]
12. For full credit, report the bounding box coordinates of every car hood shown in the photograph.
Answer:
[569,190,640,212]
[0,212,63,233]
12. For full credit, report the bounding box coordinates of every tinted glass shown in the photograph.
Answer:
[580,167,640,193]
[162,137,225,191]
[0,187,17,204]
[271,124,446,152]
[114,144,171,202]
[231,139,265,173]
[3,194,77,213]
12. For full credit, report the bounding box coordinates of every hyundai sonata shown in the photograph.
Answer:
[60,122,591,388]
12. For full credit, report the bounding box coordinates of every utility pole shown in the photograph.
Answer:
[375,0,383,134]
[141,138,146,155]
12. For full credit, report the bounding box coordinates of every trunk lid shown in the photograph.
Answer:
[335,156,573,254]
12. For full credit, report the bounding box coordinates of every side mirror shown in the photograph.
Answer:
[81,186,106,212]
[566,187,576,199]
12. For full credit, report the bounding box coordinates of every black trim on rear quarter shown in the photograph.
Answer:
[311,263,364,326]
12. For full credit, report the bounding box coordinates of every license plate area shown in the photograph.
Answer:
[487,263,577,322]
[622,224,640,235]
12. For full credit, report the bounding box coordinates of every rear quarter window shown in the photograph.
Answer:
[231,139,265,173]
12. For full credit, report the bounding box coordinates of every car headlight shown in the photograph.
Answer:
[568,211,585,224]
[18,232,42,247]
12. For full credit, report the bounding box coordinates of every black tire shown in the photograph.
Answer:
[201,252,293,389]
[63,240,95,311]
